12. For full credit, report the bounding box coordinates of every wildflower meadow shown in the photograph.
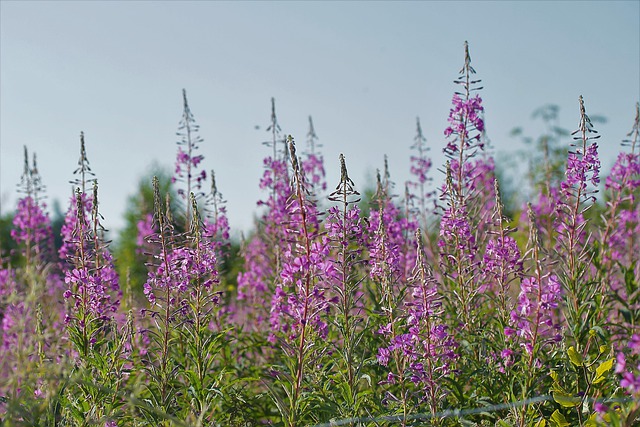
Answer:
[1,42,639,427]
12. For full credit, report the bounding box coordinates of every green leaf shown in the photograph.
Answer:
[568,346,583,367]
[585,413,599,427]
[553,392,581,407]
[534,419,546,427]
[592,358,614,384]
[550,410,570,427]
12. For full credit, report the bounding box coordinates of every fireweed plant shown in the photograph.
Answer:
[323,153,368,420]
[266,137,334,427]
[406,117,439,266]
[173,89,208,230]
[236,98,292,331]
[1,42,639,426]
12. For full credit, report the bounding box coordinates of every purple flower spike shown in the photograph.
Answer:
[508,275,562,354]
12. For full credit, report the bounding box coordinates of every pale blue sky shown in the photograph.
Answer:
[1,1,639,235]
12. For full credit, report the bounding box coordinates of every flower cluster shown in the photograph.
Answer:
[615,334,640,395]
[602,151,640,266]
[369,207,402,281]
[606,209,639,266]
[301,153,326,194]
[269,141,332,343]
[438,205,475,255]
[270,236,333,342]
[11,196,53,261]
[442,42,485,160]
[204,214,229,251]
[302,115,327,195]
[202,171,231,261]
[529,187,561,235]
[236,238,270,302]
[605,152,640,193]
[325,205,364,247]
[236,156,290,315]
[410,152,432,188]
[481,236,522,295]
[62,188,120,324]
[1,301,28,352]
[438,41,490,281]
[136,213,156,253]
[368,170,417,282]
[406,284,457,373]
[257,157,292,234]
[173,89,207,205]
[59,192,92,263]
[444,93,485,147]
[64,263,119,321]
[561,142,600,195]
[174,147,205,190]
[505,275,562,354]
[377,233,457,409]
[0,268,16,297]
[259,157,290,194]
[143,242,218,309]
[483,237,521,273]
[560,96,601,203]
[237,118,292,323]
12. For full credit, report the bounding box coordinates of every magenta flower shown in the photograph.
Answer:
[64,265,118,320]
[302,116,327,194]
[616,335,640,395]
[410,156,432,186]
[483,237,521,274]
[481,235,522,295]
[439,205,475,255]
[1,301,28,352]
[237,237,271,301]
[268,139,333,345]
[0,268,16,298]
[556,97,601,252]
[377,232,457,410]
[59,192,93,264]
[367,181,416,283]
[63,187,121,330]
[561,142,601,195]
[601,150,640,267]
[377,346,392,366]
[444,93,485,145]
[236,157,290,327]
[136,213,155,250]
[173,89,208,227]
[369,209,402,281]
[606,152,640,193]
[145,242,219,306]
[269,204,333,341]
[507,275,562,354]
[325,205,364,247]
[11,196,53,262]
[301,153,326,194]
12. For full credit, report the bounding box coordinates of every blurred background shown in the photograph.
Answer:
[1,0,638,237]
